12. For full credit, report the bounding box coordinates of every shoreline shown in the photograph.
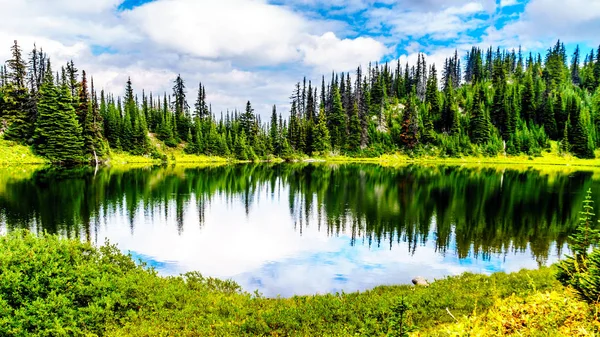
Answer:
[1,138,599,170]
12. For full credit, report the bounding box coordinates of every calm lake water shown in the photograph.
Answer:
[0,163,597,297]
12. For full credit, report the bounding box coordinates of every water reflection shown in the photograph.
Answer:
[0,164,596,296]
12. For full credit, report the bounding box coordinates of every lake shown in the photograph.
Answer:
[0,163,597,297]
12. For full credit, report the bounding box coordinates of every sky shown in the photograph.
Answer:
[1,0,600,118]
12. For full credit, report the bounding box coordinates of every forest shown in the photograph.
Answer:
[1,40,600,163]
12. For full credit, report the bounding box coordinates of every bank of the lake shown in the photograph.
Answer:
[1,230,597,337]
[2,138,600,170]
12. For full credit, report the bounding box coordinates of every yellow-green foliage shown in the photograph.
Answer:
[417,290,600,336]
[166,148,229,164]
[0,139,47,164]
[107,151,160,165]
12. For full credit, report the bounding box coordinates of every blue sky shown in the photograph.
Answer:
[1,0,599,118]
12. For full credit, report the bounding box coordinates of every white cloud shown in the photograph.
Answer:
[0,0,392,118]
[485,0,600,48]
[300,32,389,72]
[500,0,519,7]
[368,2,488,40]
[123,0,309,66]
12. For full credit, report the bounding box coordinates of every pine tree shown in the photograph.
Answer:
[34,66,83,163]
[568,96,595,158]
[544,92,558,139]
[470,86,490,144]
[521,70,536,123]
[571,45,581,86]
[425,65,440,127]
[240,101,255,142]
[4,40,34,143]
[81,75,106,161]
[347,102,361,152]
[442,80,459,134]
[557,189,600,304]
[269,105,279,155]
[400,93,419,149]
[560,123,570,155]
[328,86,346,149]
[312,106,331,154]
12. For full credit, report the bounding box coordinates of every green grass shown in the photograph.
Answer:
[318,142,600,170]
[0,139,47,165]
[1,230,592,337]
[1,135,600,170]
[416,290,599,336]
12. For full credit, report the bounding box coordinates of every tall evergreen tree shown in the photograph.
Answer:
[81,73,106,161]
[347,102,361,152]
[567,95,594,158]
[328,86,346,149]
[400,93,419,148]
[34,65,83,163]
[470,86,491,144]
[312,106,331,154]
[4,40,34,143]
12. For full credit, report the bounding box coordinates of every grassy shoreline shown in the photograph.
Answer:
[2,138,600,170]
[0,231,597,336]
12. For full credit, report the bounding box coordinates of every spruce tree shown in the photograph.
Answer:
[34,66,83,163]
[557,189,600,304]
[80,73,106,161]
[269,105,279,155]
[173,74,189,139]
[347,102,361,152]
[425,65,440,127]
[4,40,34,143]
[328,86,346,150]
[470,87,490,144]
[312,106,331,154]
[568,96,595,158]
[240,101,255,142]
[400,93,419,149]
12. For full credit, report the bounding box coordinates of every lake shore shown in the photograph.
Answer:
[0,231,596,336]
[2,138,599,171]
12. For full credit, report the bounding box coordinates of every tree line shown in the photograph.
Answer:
[1,40,600,163]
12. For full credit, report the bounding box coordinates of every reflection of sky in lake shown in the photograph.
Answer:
[83,183,564,298]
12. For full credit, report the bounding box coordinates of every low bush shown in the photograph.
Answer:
[0,231,566,336]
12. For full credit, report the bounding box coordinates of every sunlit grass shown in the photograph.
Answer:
[416,289,600,336]
[0,139,47,164]
[107,151,160,165]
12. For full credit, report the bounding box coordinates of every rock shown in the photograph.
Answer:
[412,276,429,286]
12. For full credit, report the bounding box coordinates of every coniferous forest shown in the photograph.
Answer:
[1,40,600,163]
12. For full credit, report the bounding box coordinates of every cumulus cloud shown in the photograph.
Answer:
[368,1,489,40]
[300,32,389,72]
[0,0,392,117]
[500,0,519,7]
[484,0,600,48]
[0,0,594,118]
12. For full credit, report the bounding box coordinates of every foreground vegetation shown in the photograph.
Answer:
[0,230,596,336]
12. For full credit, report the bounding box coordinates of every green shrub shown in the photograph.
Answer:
[557,188,600,304]
[0,230,154,336]
[0,231,562,336]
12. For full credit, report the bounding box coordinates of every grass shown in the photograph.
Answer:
[416,289,600,336]
[319,142,600,170]
[2,230,597,336]
[0,139,47,165]
[107,151,160,165]
[1,136,600,171]
[165,148,229,164]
